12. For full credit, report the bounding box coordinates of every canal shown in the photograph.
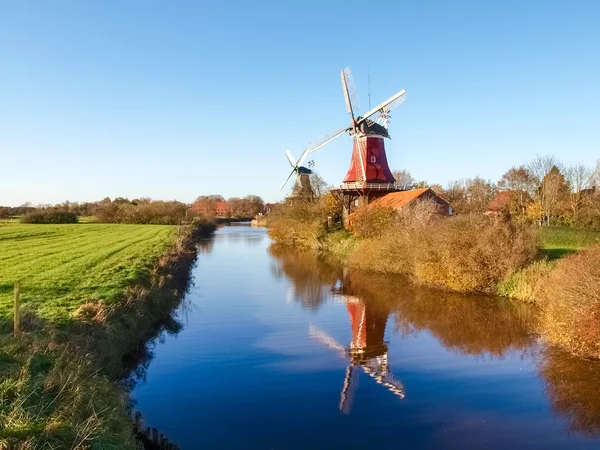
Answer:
[131,224,600,449]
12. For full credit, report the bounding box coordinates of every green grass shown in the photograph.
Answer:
[540,226,600,259]
[0,223,176,321]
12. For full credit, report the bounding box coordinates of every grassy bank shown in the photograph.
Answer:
[0,220,215,448]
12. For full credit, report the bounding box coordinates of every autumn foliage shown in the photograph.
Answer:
[536,244,600,359]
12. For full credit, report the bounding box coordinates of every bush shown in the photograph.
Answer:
[349,204,396,238]
[349,212,539,294]
[96,200,187,225]
[267,199,330,251]
[497,260,555,302]
[21,210,78,224]
[536,244,600,358]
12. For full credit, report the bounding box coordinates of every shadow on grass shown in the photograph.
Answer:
[542,247,577,260]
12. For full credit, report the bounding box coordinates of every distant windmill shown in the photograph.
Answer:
[280,67,407,219]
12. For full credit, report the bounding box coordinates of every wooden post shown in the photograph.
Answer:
[14,280,20,336]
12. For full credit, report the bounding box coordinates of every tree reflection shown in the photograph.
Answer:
[328,270,533,357]
[269,246,341,310]
[538,348,600,437]
[196,237,215,254]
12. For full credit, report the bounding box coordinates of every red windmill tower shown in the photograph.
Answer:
[279,67,407,224]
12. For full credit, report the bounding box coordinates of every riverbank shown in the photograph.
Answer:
[267,200,600,358]
[0,219,215,448]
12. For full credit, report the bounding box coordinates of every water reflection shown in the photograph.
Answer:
[538,348,600,437]
[309,289,405,414]
[130,227,600,449]
[271,247,535,358]
[269,248,340,310]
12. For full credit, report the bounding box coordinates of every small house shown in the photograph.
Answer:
[370,188,451,215]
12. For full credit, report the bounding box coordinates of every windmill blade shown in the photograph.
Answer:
[285,150,296,167]
[308,324,346,356]
[280,168,296,190]
[341,67,359,119]
[362,365,405,399]
[358,89,406,124]
[296,147,311,168]
[339,365,359,414]
[355,133,367,182]
[368,92,407,124]
[307,126,350,154]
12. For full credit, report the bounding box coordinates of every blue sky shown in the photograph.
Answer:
[1,0,599,206]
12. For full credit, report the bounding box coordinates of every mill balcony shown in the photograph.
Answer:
[331,182,406,192]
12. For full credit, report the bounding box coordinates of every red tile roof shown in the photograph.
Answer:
[371,188,443,209]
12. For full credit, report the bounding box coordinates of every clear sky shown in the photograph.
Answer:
[1,0,599,206]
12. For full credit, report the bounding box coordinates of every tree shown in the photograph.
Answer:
[527,156,569,223]
[392,170,415,190]
[443,180,468,213]
[429,184,444,195]
[0,207,9,220]
[539,166,569,223]
[465,177,496,213]
[564,163,595,220]
[310,171,329,197]
[498,166,535,215]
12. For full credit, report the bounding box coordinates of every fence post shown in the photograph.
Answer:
[14,280,21,336]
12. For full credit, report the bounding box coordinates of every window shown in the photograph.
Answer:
[371,156,376,163]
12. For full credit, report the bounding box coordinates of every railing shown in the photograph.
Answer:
[332,182,405,191]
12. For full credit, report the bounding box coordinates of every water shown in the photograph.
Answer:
[132,225,600,449]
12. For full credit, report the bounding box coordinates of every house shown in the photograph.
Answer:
[485,191,514,216]
[370,188,451,215]
[215,201,230,216]
[485,190,532,217]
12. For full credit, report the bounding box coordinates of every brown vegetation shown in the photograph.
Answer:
[95,198,188,224]
[538,347,600,436]
[347,201,539,293]
[267,194,340,251]
[536,244,600,359]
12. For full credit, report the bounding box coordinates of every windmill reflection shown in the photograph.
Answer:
[309,277,405,414]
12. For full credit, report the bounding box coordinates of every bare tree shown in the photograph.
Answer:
[392,169,415,190]
[465,177,496,213]
[527,155,558,184]
[498,166,535,215]
[527,156,568,223]
[565,163,595,219]
[310,171,329,198]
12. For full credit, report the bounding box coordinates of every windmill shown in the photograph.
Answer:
[309,294,405,414]
[279,67,407,221]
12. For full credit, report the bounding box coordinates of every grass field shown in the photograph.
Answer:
[0,223,176,321]
[540,226,600,259]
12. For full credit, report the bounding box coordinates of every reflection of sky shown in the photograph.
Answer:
[132,225,600,450]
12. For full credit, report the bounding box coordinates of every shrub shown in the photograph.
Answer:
[349,204,396,238]
[536,244,600,358]
[96,200,187,225]
[267,199,330,251]
[349,213,539,294]
[21,210,78,224]
[497,260,555,302]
